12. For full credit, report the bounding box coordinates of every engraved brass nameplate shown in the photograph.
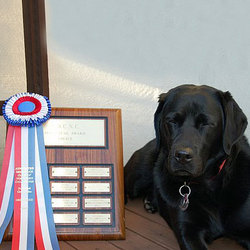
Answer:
[83,197,111,209]
[43,118,106,147]
[52,197,79,209]
[51,166,79,178]
[54,213,79,225]
[51,182,79,194]
[83,213,111,225]
[83,167,111,179]
[83,182,111,194]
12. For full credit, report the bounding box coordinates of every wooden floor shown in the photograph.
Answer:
[0,199,244,250]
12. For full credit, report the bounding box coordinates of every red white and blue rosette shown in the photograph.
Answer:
[2,92,51,127]
[0,93,59,250]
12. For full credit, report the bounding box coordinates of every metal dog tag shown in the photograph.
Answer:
[179,182,191,211]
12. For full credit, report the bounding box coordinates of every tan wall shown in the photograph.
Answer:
[0,1,27,166]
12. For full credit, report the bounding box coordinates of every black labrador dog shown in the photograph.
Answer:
[124,84,250,250]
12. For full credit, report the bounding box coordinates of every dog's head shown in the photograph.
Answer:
[154,84,247,178]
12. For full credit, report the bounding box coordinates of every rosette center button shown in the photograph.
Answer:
[18,101,36,112]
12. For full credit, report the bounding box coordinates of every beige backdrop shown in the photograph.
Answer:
[0,0,26,165]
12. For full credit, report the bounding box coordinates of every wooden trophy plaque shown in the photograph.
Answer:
[43,108,125,240]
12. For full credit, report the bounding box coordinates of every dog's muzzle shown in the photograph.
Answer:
[169,147,202,177]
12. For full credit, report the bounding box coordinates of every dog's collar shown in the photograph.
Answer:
[217,159,227,175]
[211,158,227,180]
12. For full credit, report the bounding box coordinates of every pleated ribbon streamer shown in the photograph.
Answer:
[0,93,59,250]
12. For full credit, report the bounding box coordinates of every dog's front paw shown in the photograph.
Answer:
[143,197,157,213]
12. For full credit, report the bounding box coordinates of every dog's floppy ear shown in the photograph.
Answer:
[154,93,168,151]
[220,91,248,155]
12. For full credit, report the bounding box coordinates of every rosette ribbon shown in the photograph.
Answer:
[0,93,59,249]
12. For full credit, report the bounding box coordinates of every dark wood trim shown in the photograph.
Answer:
[22,0,49,98]
[0,101,4,115]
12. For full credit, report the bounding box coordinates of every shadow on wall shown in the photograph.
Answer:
[48,53,164,163]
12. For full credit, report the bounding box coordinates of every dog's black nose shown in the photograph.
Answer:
[174,148,193,164]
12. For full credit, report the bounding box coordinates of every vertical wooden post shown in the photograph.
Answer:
[22,0,50,98]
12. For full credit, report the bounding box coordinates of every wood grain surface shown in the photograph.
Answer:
[46,108,125,240]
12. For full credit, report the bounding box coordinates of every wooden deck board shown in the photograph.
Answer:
[125,209,179,250]
[126,198,170,227]
[110,229,168,250]
[67,240,120,250]
[0,198,244,249]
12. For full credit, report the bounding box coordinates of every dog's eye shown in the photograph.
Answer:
[166,113,183,125]
[196,114,209,128]
[165,117,177,126]
[166,117,178,125]
[168,120,177,125]
[196,114,215,128]
[199,122,209,127]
